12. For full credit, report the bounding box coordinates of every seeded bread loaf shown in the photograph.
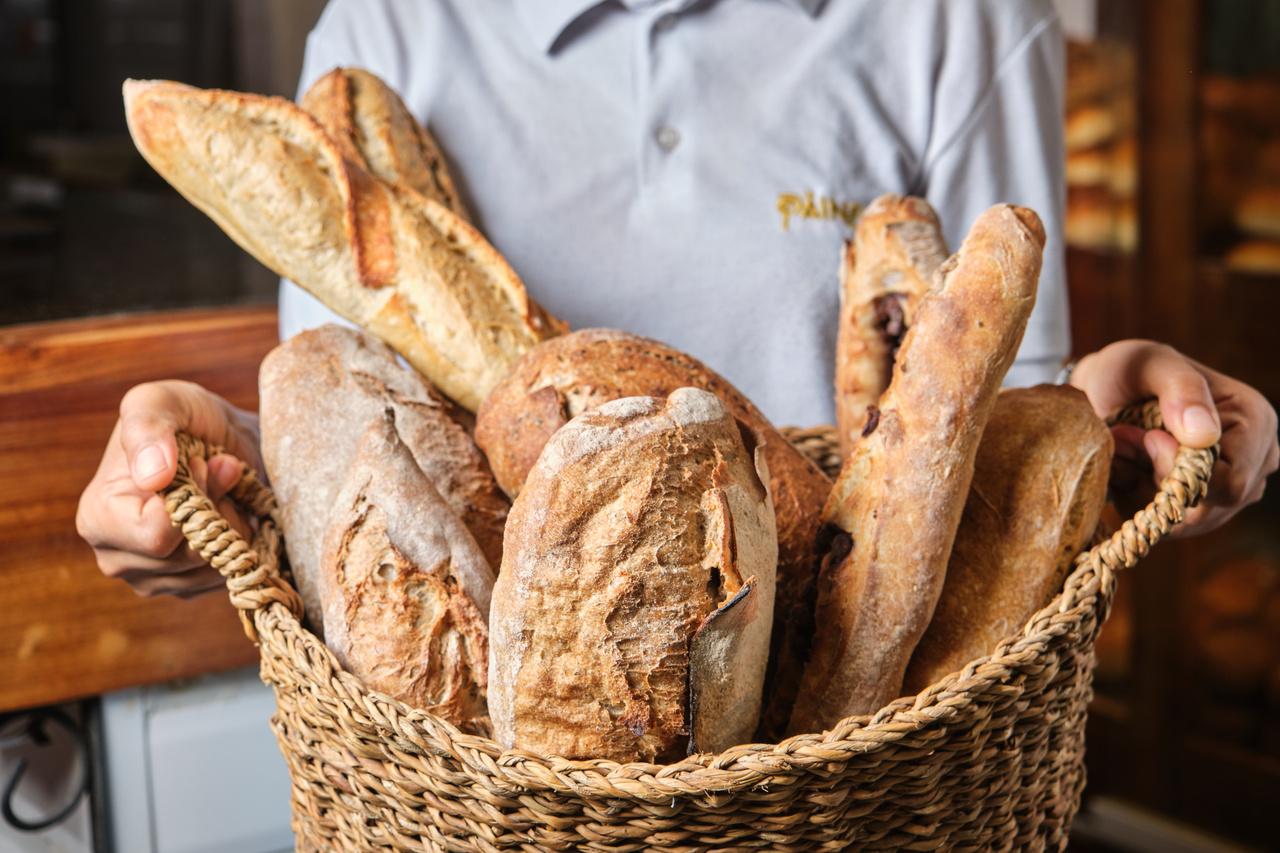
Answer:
[488,388,777,761]
[258,325,507,630]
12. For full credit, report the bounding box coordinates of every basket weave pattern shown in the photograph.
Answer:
[161,401,1215,851]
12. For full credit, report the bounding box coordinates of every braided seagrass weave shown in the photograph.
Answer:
[161,400,1214,852]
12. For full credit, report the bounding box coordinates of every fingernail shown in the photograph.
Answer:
[133,444,167,481]
[1182,405,1219,439]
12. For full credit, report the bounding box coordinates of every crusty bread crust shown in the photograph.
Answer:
[123,78,560,410]
[321,414,493,727]
[259,325,507,629]
[790,204,1044,734]
[488,389,776,761]
[902,385,1113,694]
[301,67,471,221]
[474,329,831,737]
[835,194,948,456]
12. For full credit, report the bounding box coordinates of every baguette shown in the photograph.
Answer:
[835,194,948,456]
[902,385,1113,694]
[320,413,493,726]
[789,204,1043,734]
[259,325,507,630]
[123,78,562,411]
[488,389,776,761]
[474,328,831,738]
[300,66,471,222]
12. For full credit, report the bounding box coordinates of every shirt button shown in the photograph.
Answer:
[655,126,681,151]
[654,12,677,32]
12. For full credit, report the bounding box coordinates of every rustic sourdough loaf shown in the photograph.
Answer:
[488,388,777,761]
[258,325,507,630]
[902,385,1113,693]
[123,78,561,410]
[790,204,1044,734]
[320,413,493,726]
[835,194,948,456]
[475,329,831,738]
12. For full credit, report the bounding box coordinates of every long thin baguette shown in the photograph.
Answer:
[835,194,948,457]
[903,385,1113,694]
[300,66,471,222]
[789,204,1044,735]
[123,78,560,411]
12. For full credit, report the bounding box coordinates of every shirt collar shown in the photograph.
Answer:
[516,0,824,55]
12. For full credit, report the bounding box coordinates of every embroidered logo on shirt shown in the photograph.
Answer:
[777,191,861,231]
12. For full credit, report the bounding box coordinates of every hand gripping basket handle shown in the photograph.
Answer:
[158,399,1216,643]
[159,432,302,643]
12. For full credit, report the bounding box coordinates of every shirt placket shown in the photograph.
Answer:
[630,0,692,188]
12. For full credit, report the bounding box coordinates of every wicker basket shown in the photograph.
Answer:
[162,400,1215,851]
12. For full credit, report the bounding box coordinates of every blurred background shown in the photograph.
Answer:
[1,0,1278,851]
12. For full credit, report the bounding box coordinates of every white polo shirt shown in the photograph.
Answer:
[283,0,1069,427]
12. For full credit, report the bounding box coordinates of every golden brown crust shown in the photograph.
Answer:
[488,389,776,761]
[321,414,493,727]
[902,386,1113,694]
[474,329,831,737]
[123,78,560,411]
[259,326,507,630]
[834,194,948,456]
[300,67,472,221]
[789,204,1044,735]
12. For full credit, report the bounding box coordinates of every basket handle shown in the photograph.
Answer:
[1084,398,1219,574]
[159,431,303,643]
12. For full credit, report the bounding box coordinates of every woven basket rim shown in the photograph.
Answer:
[161,399,1215,801]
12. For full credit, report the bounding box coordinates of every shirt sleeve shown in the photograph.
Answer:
[918,11,1070,387]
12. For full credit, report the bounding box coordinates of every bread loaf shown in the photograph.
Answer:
[320,413,493,725]
[488,388,777,761]
[1235,188,1280,240]
[474,328,831,737]
[300,67,471,221]
[123,78,562,410]
[259,325,507,630]
[902,386,1113,694]
[835,194,948,456]
[790,204,1043,734]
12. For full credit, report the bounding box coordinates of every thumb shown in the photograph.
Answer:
[1137,349,1221,449]
[1079,342,1221,449]
[118,383,187,492]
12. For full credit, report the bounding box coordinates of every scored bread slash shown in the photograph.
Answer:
[300,66,472,222]
[122,77,562,412]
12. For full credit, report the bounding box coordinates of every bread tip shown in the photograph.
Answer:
[1008,205,1047,249]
